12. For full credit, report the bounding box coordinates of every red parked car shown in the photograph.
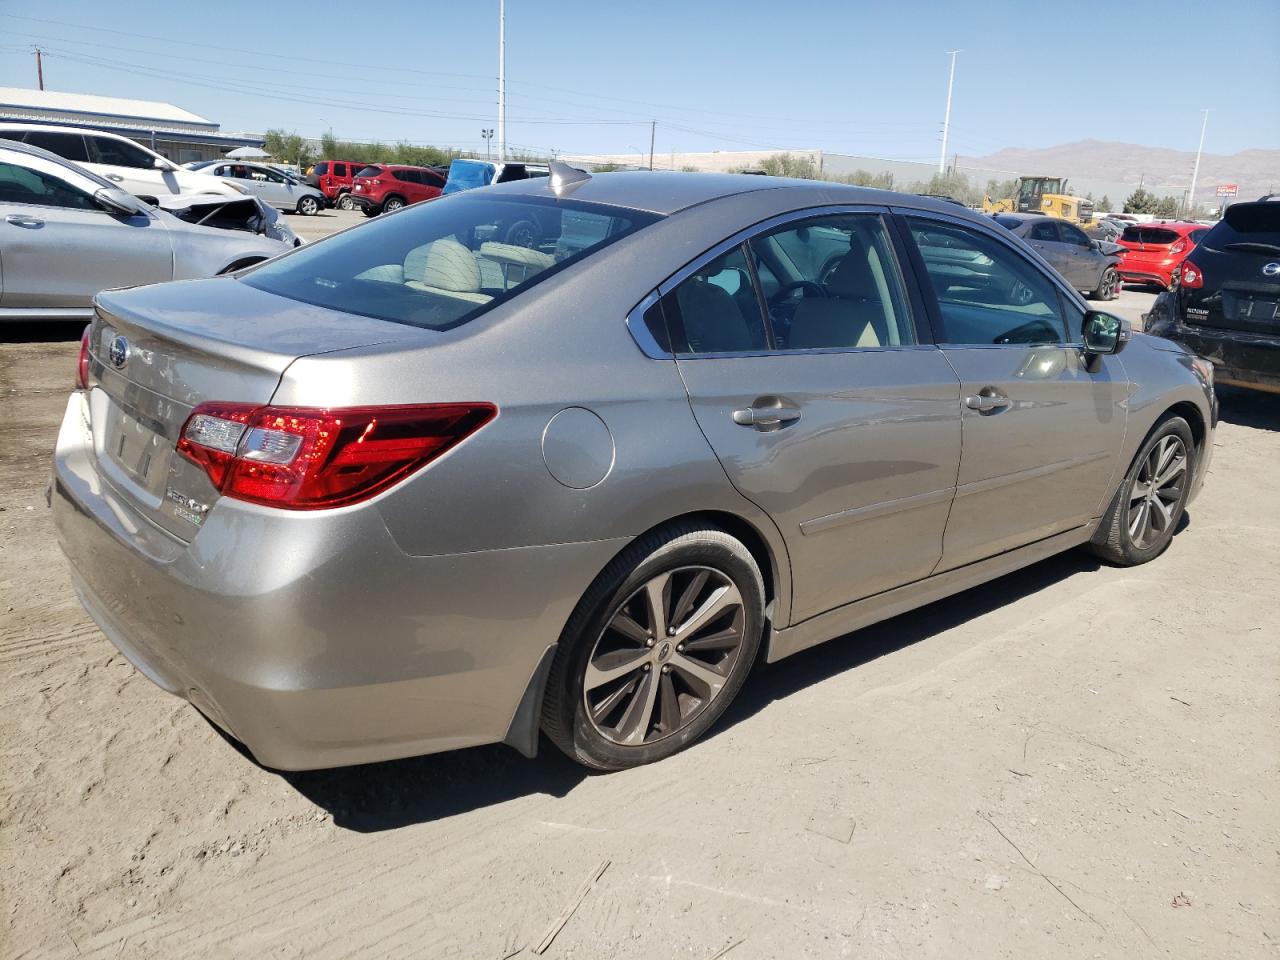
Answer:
[350,164,446,216]
[307,160,366,210]
[1115,221,1211,289]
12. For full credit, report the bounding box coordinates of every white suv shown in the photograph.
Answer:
[0,124,245,201]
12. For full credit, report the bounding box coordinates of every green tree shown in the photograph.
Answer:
[262,129,314,170]
[1123,187,1159,214]
[760,153,820,179]
[841,169,895,190]
[319,129,338,158]
[985,178,1020,203]
[1096,194,1113,213]
[1153,196,1179,219]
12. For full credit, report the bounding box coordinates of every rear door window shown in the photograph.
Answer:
[21,130,90,163]
[355,166,382,178]
[1028,221,1058,242]
[88,136,157,169]
[660,246,768,355]
[242,194,657,331]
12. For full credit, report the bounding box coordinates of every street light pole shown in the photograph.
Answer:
[481,128,493,161]
[497,0,506,162]
[1187,109,1209,216]
[648,119,655,171]
[939,50,959,175]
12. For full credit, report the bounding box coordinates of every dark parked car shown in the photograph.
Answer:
[992,213,1122,299]
[1146,201,1280,393]
[350,164,445,216]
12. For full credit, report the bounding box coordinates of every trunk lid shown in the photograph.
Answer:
[87,276,427,541]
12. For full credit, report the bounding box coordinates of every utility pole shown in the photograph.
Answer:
[938,50,959,175]
[1187,109,1209,216]
[33,46,44,91]
[648,120,655,171]
[497,0,506,161]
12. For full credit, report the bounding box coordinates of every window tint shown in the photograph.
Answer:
[331,162,344,177]
[314,161,329,176]
[89,136,157,169]
[1028,221,1058,242]
[907,218,1067,345]
[394,169,419,183]
[748,215,915,350]
[1203,203,1280,249]
[661,245,768,355]
[21,130,90,163]
[0,160,97,210]
[355,165,382,178]
[243,195,657,331]
[1059,223,1090,246]
[1121,226,1178,245]
[423,170,446,188]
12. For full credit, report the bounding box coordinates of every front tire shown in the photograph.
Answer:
[297,196,320,216]
[382,196,405,213]
[542,524,765,771]
[1089,416,1194,566]
[336,192,354,211]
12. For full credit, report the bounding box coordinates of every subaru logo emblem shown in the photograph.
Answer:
[108,335,129,369]
[1263,262,1280,278]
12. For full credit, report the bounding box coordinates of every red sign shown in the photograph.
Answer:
[1216,184,1239,197]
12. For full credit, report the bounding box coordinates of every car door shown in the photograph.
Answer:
[84,135,171,198]
[0,151,172,310]
[899,211,1128,571]
[253,166,293,209]
[1025,219,1072,279]
[1057,221,1101,289]
[665,210,962,622]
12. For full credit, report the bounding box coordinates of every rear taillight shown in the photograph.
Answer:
[75,324,91,389]
[1170,241,1187,255]
[1179,259,1204,289]
[370,178,382,185]
[177,402,496,510]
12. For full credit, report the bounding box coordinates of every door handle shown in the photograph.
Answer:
[964,392,1011,413]
[106,173,125,182]
[5,214,44,228]
[732,399,802,429]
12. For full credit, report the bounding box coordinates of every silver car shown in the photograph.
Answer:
[992,212,1123,300]
[190,161,325,216]
[51,166,1216,771]
[0,139,292,323]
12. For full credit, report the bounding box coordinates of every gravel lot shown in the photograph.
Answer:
[2,231,1277,959]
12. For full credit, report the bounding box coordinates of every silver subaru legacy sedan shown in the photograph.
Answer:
[51,166,1217,771]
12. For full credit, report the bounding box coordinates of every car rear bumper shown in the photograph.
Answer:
[51,392,626,769]
[1146,318,1280,393]
[1117,259,1176,287]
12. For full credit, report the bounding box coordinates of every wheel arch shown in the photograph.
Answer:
[218,256,267,275]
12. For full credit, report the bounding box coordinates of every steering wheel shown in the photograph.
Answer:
[769,279,827,304]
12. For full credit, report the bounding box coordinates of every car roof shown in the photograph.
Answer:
[0,121,136,143]
[487,169,978,218]
[0,135,115,189]
[992,212,1056,224]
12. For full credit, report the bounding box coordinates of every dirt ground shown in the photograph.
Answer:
[2,300,1278,959]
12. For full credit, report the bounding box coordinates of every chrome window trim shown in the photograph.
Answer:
[624,290,670,359]
[625,203,940,361]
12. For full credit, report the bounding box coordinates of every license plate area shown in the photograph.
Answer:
[103,401,174,498]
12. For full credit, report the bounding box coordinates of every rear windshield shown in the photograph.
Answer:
[1121,226,1178,244]
[1202,204,1280,251]
[355,165,382,178]
[241,194,659,331]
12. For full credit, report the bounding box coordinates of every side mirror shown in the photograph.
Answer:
[153,156,171,170]
[1082,311,1130,356]
[94,187,143,216]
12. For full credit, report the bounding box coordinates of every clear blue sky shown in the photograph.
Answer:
[2,0,1277,159]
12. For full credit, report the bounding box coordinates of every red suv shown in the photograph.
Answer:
[350,165,446,216]
[307,160,366,210]
[1115,221,1210,289]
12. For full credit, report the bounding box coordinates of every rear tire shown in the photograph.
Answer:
[297,196,320,216]
[1089,416,1194,566]
[1090,266,1118,301]
[542,523,765,771]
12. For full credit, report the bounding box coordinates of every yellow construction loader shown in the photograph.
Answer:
[981,176,1096,226]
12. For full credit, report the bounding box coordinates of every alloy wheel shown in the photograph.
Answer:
[582,566,747,747]
[1127,434,1187,549]
[338,194,354,210]
[385,199,404,213]
[1102,268,1117,299]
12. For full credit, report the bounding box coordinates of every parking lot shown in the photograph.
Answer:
[2,236,1277,959]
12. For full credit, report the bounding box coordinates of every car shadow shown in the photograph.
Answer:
[1216,386,1280,431]
[278,546,1124,833]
